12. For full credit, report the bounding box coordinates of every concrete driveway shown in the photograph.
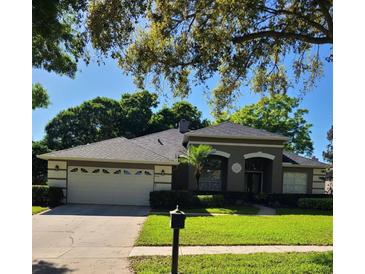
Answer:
[33,204,149,274]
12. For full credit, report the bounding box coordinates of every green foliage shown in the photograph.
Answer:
[195,195,225,207]
[264,193,332,207]
[149,101,209,132]
[32,141,50,184]
[298,198,333,210]
[179,145,213,190]
[32,83,50,110]
[45,96,124,150]
[48,187,65,207]
[87,0,332,113]
[32,185,49,206]
[230,94,313,156]
[149,191,194,209]
[32,0,89,77]
[32,185,64,207]
[323,126,333,163]
[130,252,333,274]
[44,91,208,150]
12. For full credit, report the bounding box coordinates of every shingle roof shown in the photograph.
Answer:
[131,129,186,160]
[38,137,175,163]
[283,150,329,168]
[185,122,288,140]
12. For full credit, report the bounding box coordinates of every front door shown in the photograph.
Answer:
[245,172,262,194]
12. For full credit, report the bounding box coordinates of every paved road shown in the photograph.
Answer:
[32,204,149,274]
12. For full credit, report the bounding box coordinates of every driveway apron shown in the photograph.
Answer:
[32,204,149,274]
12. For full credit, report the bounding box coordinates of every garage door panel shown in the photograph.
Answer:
[67,166,153,206]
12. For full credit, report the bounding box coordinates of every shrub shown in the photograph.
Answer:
[32,185,49,206]
[150,191,194,209]
[48,187,64,207]
[32,185,64,207]
[298,198,333,210]
[264,193,332,207]
[194,195,225,207]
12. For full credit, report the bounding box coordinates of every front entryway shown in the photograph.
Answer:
[245,172,262,194]
[244,157,273,193]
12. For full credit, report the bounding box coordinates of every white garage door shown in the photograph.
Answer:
[283,172,307,194]
[67,166,154,206]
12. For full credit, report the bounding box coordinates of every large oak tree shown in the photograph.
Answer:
[87,0,333,114]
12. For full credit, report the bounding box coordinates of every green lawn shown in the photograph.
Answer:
[32,206,48,215]
[130,252,333,274]
[136,214,332,246]
[276,208,333,216]
[153,205,259,215]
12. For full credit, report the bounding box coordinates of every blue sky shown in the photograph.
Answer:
[32,47,332,161]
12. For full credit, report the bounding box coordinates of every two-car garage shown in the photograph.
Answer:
[67,166,154,206]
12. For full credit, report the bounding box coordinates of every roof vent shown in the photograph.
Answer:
[178,119,190,133]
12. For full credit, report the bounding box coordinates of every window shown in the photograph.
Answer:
[102,169,110,174]
[114,170,121,174]
[92,169,100,173]
[144,171,152,176]
[283,172,307,193]
[135,170,142,175]
[199,157,225,191]
[80,168,88,173]
[124,170,131,175]
[70,168,78,172]
[245,158,264,171]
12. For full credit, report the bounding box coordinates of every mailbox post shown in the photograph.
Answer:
[170,205,186,274]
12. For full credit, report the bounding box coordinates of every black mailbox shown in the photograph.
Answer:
[170,206,186,229]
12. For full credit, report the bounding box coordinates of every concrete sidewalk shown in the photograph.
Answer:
[129,245,333,257]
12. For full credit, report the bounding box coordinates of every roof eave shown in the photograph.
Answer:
[37,154,179,165]
[282,163,330,168]
[185,134,289,141]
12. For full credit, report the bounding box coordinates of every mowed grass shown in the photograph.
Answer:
[32,206,48,215]
[130,252,333,274]
[136,215,332,246]
[276,208,333,216]
[154,205,259,215]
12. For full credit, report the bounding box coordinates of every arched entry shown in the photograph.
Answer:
[243,154,274,194]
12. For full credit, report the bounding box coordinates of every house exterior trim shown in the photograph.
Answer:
[282,163,330,168]
[38,155,178,165]
[185,133,289,141]
[210,150,231,158]
[188,141,284,148]
[243,152,276,160]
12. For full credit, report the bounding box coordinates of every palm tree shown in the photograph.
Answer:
[179,145,213,191]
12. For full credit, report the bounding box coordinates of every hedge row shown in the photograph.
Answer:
[264,193,332,207]
[32,185,64,207]
[149,191,333,209]
[298,198,333,210]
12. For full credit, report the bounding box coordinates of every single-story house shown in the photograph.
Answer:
[38,120,329,206]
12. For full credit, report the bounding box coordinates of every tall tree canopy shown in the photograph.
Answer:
[32,83,50,110]
[322,125,333,163]
[230,94,313,156]
[45,96,125,150]
[87,0,333,114]
[149,101,210,132]
[32,0,89,109]
[44,91,207,150]
[32,0,89,77]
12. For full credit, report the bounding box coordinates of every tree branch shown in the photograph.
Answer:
[232,31,332,45]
